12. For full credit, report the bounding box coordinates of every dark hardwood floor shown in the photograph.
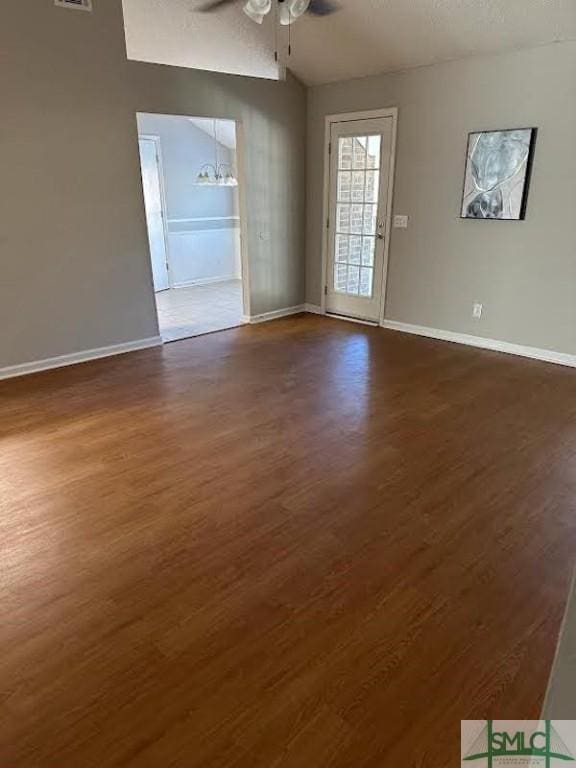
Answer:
[1,315,575,767]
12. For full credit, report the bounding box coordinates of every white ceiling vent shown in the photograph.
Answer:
[54,0,93,11]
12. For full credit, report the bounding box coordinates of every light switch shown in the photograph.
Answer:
[393,215,409,229]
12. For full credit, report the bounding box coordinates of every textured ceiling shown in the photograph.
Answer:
[122,0,576,86]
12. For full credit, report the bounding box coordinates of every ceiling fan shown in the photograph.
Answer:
[197,0,340,26]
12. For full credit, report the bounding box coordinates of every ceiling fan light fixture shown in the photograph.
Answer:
[279,0,310,25]
[243,0,271,23]
[289,0,310,18]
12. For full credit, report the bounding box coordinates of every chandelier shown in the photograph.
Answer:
[195,119,238,187]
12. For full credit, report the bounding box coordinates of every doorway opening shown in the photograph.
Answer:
[137,113,247,342]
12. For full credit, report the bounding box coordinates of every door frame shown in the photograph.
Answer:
[139,133,173,290]
[320,108,398,325]
[234,118,251,321]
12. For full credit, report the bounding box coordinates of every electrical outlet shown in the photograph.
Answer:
[472,302,483,319]
[393,215,409,229]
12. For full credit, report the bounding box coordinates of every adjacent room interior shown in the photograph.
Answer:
[137,113,244,341]
[2,0,576,766]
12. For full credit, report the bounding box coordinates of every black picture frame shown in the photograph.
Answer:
[460,127,537,221]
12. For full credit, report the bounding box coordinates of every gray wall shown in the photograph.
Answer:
[1,0,306,368]
[307,43,576,355]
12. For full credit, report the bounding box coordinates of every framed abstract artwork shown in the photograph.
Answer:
[461,128,537,220]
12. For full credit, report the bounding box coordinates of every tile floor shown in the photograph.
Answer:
[155,280,244,342]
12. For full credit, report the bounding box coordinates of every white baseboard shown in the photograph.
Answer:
[382,320,576,369]
[304,303,325,315]
[0,336,163,382]
[247,305,306,324]
[171,275,239,289]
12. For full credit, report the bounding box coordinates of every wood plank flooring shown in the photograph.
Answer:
[1,315,575,767]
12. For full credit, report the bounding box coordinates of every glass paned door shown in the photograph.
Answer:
[326,116,394,322]
[334,135,381,299]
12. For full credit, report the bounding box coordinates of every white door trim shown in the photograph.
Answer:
[320,107,398,325]
[139,134,173,290]
[235,118,251,320]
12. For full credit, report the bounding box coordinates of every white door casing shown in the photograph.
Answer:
[324,111,396,323]
[138,137,170,293]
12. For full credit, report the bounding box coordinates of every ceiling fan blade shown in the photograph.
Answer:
[196,0,241,12]
[306,0,340,15]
